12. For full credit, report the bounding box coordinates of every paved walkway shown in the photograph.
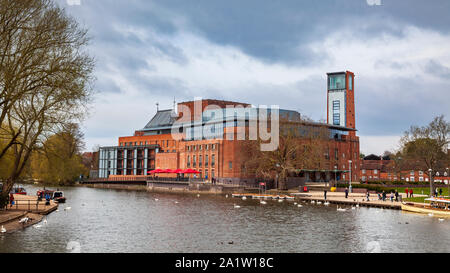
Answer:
[292,191,429,210]
[5,194,58,214]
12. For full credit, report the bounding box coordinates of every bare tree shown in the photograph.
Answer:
[0,0,94,208]
[400,115,450,196]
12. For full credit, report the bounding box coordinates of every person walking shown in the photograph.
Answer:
[382,191,386,202]
[324,189,328,201]
[395,190,399,202]
[390,192,394,202]
[405,188,409,198]
[366,191,370,201]
[345,187,349,199]
[439,188,443,197]
[9,193,14,208]
[409,188,413,198]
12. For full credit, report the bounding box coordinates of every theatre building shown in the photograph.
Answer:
[98,71,360,187]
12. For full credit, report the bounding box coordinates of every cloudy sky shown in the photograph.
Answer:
[59,0,450,155]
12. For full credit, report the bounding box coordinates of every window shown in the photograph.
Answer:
[229,161,232,170]
[193,155,196,167]
[333,113,340,126]
[212,170,215,179]
[328,74,346,90]
[348,75,353,90]
[205,155,209,167]
[199,155,202,167]
[335,149,339,160]
[205,169,208,179]
[212,155,215,167]
[206,144,209,150]
[362,169,366,174]
[410,171,415,176]
[333,100,340,111]
[374,170,378,174]
[200,145,203,151]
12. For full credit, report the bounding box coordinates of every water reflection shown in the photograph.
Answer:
[0,185,449,253]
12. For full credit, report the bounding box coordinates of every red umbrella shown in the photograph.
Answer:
[181,169,201,174]
[173,169,183,174]
[149,169,165,174]
[164,169,175,173]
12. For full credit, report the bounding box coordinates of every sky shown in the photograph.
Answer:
[59,0,450,156]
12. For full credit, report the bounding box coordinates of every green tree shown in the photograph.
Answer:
[0,0,94,208]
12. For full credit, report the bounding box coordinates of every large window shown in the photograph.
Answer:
[328,74,346,90]
[212,155,215,167]
[333,113,340,126]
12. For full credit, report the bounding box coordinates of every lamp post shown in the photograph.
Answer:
[428,169,433,197]
[349,160,352,193]
[334,165,337,187]
[446,167,449,198]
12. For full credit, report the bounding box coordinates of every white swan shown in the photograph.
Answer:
[64,207,72,211]
[438,218,444,222]
[43,218,48,224]
[278,199,284,203]
[19,217,29,223]
[294,202,297,205]
[225,194,229,198]
[337,207,347,212]
[260,200,267,205]
[33,224,43,229]
[1,225,6,233]
[197,194,200,198]
[311,201,315,204]
[351,206,356,210]
[324,202,330,206]
[428,213,434,217]
[154,199,159,201]
[233,204,241,209]
[317,201,322,205]
[66,241,81,253]
[297,204,303,208]
[242,196,247,200]
[356,204,360,208]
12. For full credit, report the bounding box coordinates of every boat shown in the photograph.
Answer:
[37,189,67,203]
[11,186,27,195]
[401,198,450,217]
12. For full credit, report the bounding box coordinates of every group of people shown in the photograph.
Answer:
[434,187,443,197]
[377,190,401,202]
[404,188,414,198]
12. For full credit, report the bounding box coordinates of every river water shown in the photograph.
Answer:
[0,185,449,253]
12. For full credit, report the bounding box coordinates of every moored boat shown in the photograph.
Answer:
[401,198,450,217]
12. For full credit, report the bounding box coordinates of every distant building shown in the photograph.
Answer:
[99,71,361,187]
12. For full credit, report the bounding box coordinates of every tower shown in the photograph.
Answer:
[327,71,355,134]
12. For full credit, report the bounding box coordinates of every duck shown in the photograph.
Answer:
[233,204,241,209]
[1,225,6,233]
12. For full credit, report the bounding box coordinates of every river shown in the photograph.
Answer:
[1,185,449,253]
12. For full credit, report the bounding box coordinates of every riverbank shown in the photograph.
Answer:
[0,194,58,234]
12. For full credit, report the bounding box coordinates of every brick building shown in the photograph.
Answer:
[99,71,361,187]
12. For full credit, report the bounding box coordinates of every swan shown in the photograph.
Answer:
[278,199,283,203]
[233,204,241,209]
[356,204,360,208]
[428,213,434,217]
[337,207,347,212]
[438,218,444,222]
[225,194,229,198]
[242,196,247,200]
[324,202,330,206]
[64,207,71,211]
[294,202,297,205]
[311,201,315,204]
[174,201,179,204]
[317,201,322,205]
[1,225,6,233]
[351,206,356,210]
[33,224,43,229]
[19,217,29,223]
[297,204,303,208]
[197,194,200,198]
[154,199,159,201]
[260,200,267,205]
[43,218,48,224]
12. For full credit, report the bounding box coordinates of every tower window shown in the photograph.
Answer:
[333,113,340,126]
[348,75,353,90]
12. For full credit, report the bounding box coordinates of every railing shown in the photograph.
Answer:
[2,200,48,212]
